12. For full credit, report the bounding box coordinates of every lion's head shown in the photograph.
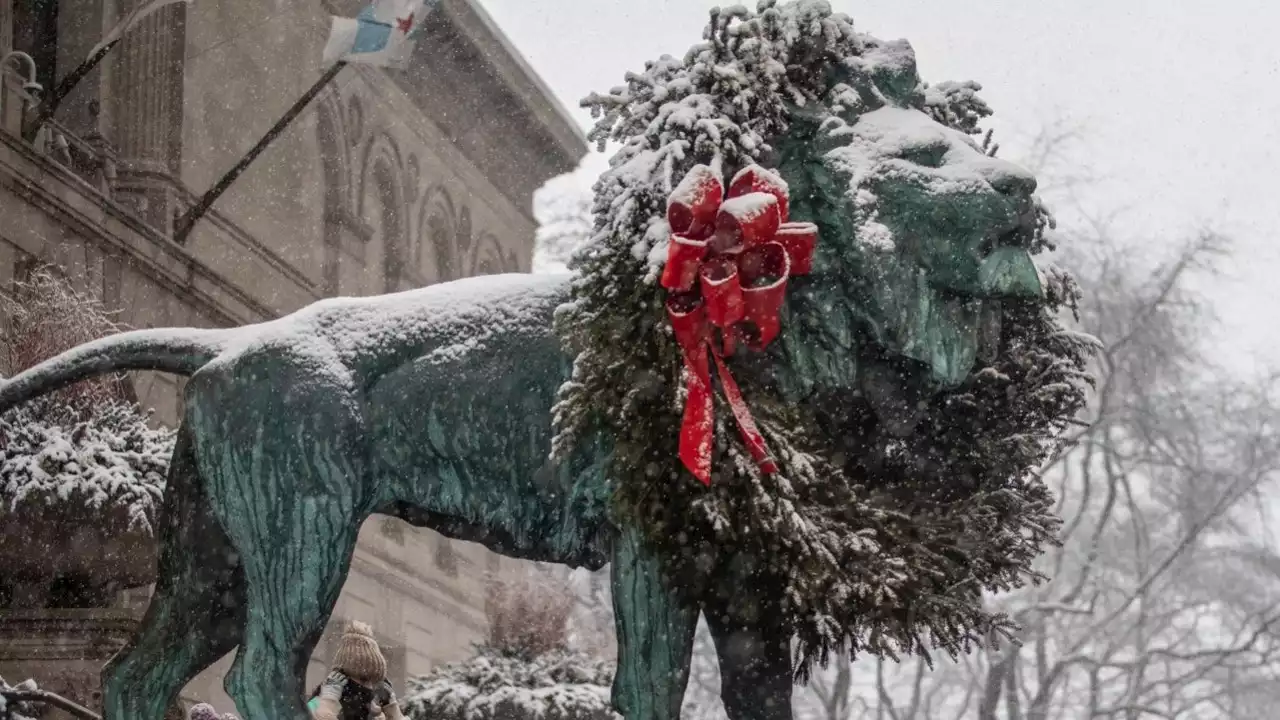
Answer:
[556,1,1092,673]
[771,40,1051,432]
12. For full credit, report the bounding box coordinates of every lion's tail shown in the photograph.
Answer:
[0,328,229,414]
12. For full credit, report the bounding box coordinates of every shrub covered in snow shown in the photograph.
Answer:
[0,267,175,605]
[401,649,615,720]
[403,571,616,720]
[0,396,171,535]
[0,267,173,535]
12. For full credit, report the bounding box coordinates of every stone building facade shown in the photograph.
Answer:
[0,0,584,712]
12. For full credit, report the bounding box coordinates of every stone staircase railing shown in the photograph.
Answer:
[2,53,119,201]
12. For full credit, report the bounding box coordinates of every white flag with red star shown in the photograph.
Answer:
[322,0,443,69]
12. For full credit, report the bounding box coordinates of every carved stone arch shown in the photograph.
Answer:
[405,154,423,208]
[418,185,458,284]
[472,231,514,276]
[401,155,425,282]
[316,90,353,295]
[502,245,521,273]
[345,94,366,147]
[359,132,408,293]
[455,205,474,276]
[359,132,405,215]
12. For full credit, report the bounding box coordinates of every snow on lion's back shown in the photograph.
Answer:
[205,273,573,380]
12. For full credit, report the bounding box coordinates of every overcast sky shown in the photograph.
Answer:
[476,0,1280,366]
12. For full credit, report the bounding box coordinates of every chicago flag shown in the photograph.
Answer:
[322,0,443,69]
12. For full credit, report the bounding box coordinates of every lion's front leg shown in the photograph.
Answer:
[610,526,699,720]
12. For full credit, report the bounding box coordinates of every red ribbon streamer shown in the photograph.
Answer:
[670,298,780,484]
[661,164,818,485]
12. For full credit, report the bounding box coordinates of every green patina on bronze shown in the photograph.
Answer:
[0,4,1094,720]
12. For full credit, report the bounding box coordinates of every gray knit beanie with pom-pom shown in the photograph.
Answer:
[332,620,388,684]
[187,704,219,720]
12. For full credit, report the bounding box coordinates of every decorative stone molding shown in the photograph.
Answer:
[0,132,281,325]
[33,111,119,196]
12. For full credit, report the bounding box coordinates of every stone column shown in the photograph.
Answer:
[108,0,187,236]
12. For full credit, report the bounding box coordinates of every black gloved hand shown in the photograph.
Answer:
[375,677,397,707]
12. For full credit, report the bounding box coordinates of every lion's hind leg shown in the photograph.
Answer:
[102,425,247,720]
[188,357,372,720]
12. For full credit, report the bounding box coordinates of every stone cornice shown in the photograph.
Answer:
[446,0,587,163]
[0,609,140,661]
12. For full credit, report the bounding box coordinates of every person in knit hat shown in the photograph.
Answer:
[308,621,404,720]
[188,704,220,720]
[187,703,238,720]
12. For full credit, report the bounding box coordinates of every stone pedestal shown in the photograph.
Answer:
[0,608,138,718]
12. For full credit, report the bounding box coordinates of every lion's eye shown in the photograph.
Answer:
[899,144,949,168]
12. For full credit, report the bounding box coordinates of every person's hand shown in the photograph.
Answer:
[319,670,348,700]
[376,677,397,706]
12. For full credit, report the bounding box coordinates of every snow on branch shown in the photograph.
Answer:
[1,267,130,406]
[0,398,170,535]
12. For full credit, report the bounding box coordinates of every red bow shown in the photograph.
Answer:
[660,164,818,485]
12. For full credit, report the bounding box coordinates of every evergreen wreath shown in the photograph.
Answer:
[552,0,1096,677]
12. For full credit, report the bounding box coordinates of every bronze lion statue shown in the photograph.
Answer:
[0,4,1092,719]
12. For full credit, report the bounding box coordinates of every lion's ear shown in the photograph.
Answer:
[862,39,922,104]
[979,247,1044,299]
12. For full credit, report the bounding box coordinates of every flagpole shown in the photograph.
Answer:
[32,39,119,131]
[173,61,347,245]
